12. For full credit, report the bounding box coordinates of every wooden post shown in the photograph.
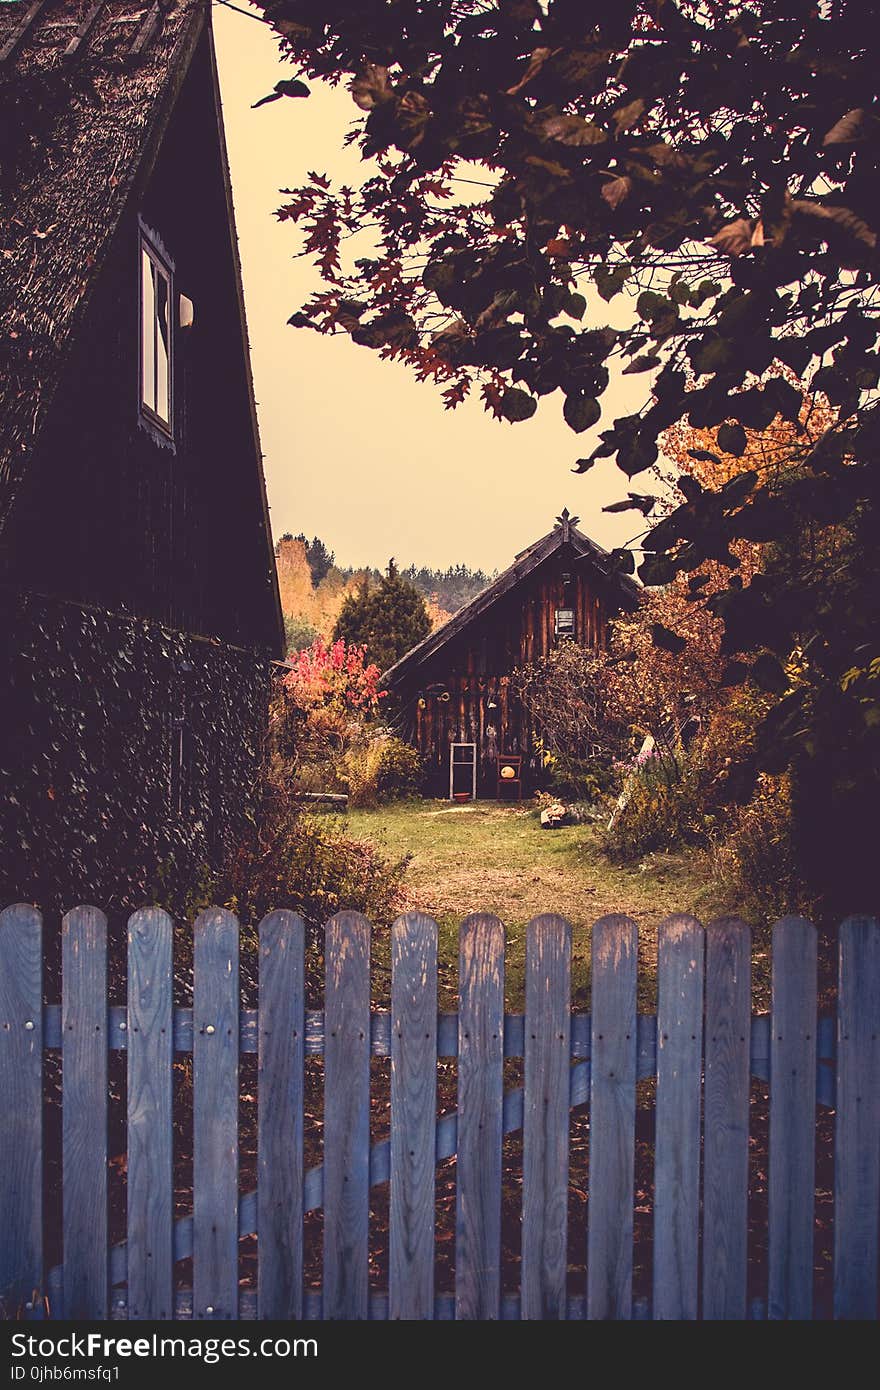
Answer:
[456,913,505,1319]
[768,916,817,1320]
[257,910,305,1320]
[834,915,880,1319]
[127,907,174,1319]
[389,912,438,1320]
[323,911,371,1320]
[653,914,704,1320]
[0,904,43,1316]
[702,917,751,1320]
[586,915,638,1320]
[62,906,109,1320]
[193,908,240,1320]
[522,914,571,1319]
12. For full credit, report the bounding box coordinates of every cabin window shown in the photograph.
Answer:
[554,607,575,638]
[140,233,172,433]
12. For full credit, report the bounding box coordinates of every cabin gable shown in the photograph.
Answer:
[0,22,281,653]
[387,516,638,797]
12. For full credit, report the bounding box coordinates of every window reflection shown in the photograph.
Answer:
[140,241,171,429]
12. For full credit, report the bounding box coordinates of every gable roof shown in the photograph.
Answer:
[0,0,284,652]
[382,509,640,685]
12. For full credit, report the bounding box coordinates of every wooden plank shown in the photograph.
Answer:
[126,1,161,66]
[389,912,438,1320]
[702,917,751,1320]
[126,907,173,1320]
[834,915,880,1319]
[653,913,704,1320]
[193,908,240,1320]
[0,0,51,66]
[522,914,571,1319]
[0,904,43,1315]
[587,914,638,1320]
[257,910,305,1320]
[768,915,817,1320]
[323,911,371,1320]
[455,913,505,1320]
[63,0,105,61]
[62,906,108,1320]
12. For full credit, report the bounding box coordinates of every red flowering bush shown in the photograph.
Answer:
[282,636,386,714]
[271,637,419,803]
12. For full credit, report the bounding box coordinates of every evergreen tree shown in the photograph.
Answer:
[333,560,431,672]
[294,533,335,588]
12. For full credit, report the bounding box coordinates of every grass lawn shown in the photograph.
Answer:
[342,798,768,1009]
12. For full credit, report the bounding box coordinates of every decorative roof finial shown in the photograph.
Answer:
[555,508,579,542]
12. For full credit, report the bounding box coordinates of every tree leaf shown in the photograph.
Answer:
[506,46,554,95]
[252,78,310,108]
[501,387,538,422]
[540,112,607,146]
[622,353,661,374]
[717,422,747,456]
[350,64,393,110]
[601,175,632,210]
[563,394,601,432]
[708,218,755,256]
[751,652,790,695]
[613,98,647,132]
[603,493,656,515]
[650,622,687,653]
[562,291,587,319]
[823,108,865,147]
[594,263,630,301]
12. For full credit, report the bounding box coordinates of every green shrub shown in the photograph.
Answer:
[342,733,422,807]
[219,791,408,927]
[710,774,809,922]
[602,747,690,860]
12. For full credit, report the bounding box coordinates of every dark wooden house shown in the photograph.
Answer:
[384,511,639,798]
[0,1,284,910]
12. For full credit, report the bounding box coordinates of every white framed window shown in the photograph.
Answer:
[140,229,173,434]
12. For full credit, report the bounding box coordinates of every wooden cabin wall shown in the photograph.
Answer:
[0,32,276,654]
[396,547,621,796]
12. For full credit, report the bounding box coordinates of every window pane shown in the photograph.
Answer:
[155,266,170,424]
[141,248,155,412]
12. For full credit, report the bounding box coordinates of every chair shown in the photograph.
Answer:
[496,753,523,800]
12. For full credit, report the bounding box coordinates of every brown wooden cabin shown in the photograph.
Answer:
[383,511,639,799]
[0,2,284,911]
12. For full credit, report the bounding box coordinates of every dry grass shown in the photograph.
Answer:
[342,798,766,1009]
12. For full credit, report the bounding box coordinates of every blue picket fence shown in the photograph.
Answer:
[0,903,877,1320]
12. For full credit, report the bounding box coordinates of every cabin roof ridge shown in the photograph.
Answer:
[381,515,639,685]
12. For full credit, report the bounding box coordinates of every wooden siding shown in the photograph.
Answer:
[0,31,278,653]
[395,545,619,795]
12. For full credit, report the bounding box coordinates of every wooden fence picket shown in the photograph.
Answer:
[768,916,817,1320]
[62,906,108,1320]
[389,912,438,1320]
[127,907,173,1320]
[323,911,371,1320]
[586,914,638,1320]
[834,916,880,1319]
[456,913,505,1320]
[4,895,880,1323]
[193,908,240,1320]
[257,910,305,1321]
[0,904,43,1316]
[653,914,704,1320]
[522,914,571,1319]
[702,917,751,1320]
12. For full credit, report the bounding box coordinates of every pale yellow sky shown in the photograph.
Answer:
[212,3,647,572]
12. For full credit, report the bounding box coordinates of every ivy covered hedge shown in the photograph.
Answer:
[0,589,274,919]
